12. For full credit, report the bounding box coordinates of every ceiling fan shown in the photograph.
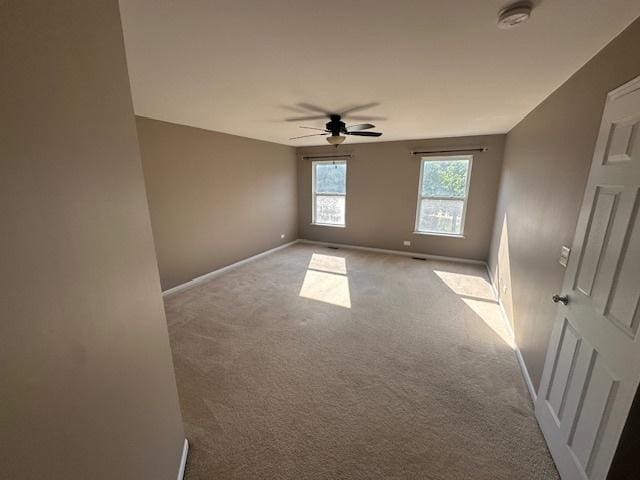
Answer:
[290,113,383,145]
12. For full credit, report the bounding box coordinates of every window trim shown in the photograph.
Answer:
[414,155,473,237]
[311,159,348,227]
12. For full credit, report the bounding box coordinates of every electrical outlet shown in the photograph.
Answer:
[280,234,285,239]
[403,240,411,246]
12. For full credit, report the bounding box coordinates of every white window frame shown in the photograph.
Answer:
[414,155,473,237]
[312,159,347,227]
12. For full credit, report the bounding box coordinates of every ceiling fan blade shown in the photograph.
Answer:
[297,103,330,114]
[346,131,382,137]
[300,126,328,132]
[289,133,329,139]
[339,102,380,116]
[285,114,329,122]
[347,123,375,131]
[345,115,386,121]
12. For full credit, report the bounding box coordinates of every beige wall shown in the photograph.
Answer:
[488,18,640,392]
[136,117,298,290]
[0,2,185,479]
[297,135,505,260]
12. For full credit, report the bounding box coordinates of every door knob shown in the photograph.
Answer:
[552,294,569,305]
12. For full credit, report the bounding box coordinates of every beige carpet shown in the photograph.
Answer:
[164,243,558,479]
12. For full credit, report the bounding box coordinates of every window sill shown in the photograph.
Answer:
[413,231,465,238]
[311,223,346,228]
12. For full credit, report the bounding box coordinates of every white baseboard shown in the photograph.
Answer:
[163,238,486,297]
[515,346,538,402]
[485,263,538,403]
[177,438,188,480]
[162,240,299,297]
[298,239,486,265]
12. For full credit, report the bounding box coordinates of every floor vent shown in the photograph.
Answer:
[412,256,427,261]
[327,246,339,250]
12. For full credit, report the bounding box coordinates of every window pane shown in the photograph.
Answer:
[315,195,345,225]
[421,158,469,197]
[316,162,346,194]
[418,199,464,234]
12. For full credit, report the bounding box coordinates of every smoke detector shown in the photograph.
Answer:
[497,2,533,29]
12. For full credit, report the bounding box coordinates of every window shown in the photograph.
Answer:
[312,160,347,226]
[415,155,472,236]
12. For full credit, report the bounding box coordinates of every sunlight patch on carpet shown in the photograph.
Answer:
[433,269,494,301]
[462,298,515,349]
[435,269,515,349]
[299,270,351,308]
[299,254,351,308]
[308,253,348,275]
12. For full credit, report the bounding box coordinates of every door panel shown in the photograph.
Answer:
[547,319,581,422]
[575,187,619,297]
[560,339,596,441]
[568,359,617,474]
[605,191,640,333]
[604,119,638,164]
[536,76,640,480]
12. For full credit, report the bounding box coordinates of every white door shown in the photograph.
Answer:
[536,76,640,480]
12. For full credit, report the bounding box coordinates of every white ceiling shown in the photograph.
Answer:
[119,1,640,147]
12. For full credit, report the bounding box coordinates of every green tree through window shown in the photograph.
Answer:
[422,159,469,198]
[417,156,471,235]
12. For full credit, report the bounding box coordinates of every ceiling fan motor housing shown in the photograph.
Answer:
[327,115,347,135]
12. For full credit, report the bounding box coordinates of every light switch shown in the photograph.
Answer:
[559,245,571,267]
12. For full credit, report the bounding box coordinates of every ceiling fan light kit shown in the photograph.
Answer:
[327,135,346,145]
